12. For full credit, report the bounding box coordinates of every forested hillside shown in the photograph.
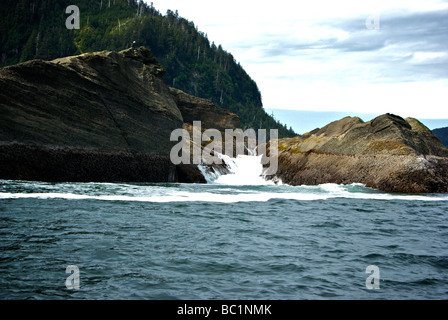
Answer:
[0,0,297,138]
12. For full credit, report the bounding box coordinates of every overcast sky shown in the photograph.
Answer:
[149,0,448,120]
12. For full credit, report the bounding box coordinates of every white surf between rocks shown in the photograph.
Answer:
[198,152,277,185]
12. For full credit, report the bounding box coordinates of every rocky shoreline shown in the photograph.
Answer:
[272,152,448,193]
[1,47,448,193]
[0,47,236,184]
[264,114,448,193]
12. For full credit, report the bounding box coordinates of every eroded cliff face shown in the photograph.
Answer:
[169,87,240,132]
[0,47,239,183]
[264,114,448,193]
[0,47,182,154]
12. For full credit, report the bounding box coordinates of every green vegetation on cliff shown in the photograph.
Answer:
[0,0,297,138]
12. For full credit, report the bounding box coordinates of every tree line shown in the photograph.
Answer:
[0,0,297,138]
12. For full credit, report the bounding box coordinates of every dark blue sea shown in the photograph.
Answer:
[1,177,448,300]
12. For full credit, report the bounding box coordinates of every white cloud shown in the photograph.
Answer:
[411,52,447,63]
[149,0,448,119]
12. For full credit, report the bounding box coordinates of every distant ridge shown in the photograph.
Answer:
[433,127,448,148]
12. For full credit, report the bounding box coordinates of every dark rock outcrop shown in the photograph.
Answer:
[0,143,176,182]
[0,47,182,154]
[265,114,448,193]
[176,164,207,184]
[0,47,239,183]
[169,87,240,132]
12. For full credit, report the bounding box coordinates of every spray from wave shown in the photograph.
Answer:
[198,151,279,185]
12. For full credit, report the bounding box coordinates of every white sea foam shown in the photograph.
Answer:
[1,186,447,203]
[2,154,448,205]
[214,154,275,185]
[199,153,277,186]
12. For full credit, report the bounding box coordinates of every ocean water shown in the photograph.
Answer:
[1,156,448,300]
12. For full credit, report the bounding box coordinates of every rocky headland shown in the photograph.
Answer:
[263,114,448,193]
[0,47,238,183]
[1,47,447,193]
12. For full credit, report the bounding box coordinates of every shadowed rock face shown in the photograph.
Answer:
[169,87,240,132]
[0,143,177,183]
[265,114,448,193]
[0,47,182,154]
[0,47,238,183]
